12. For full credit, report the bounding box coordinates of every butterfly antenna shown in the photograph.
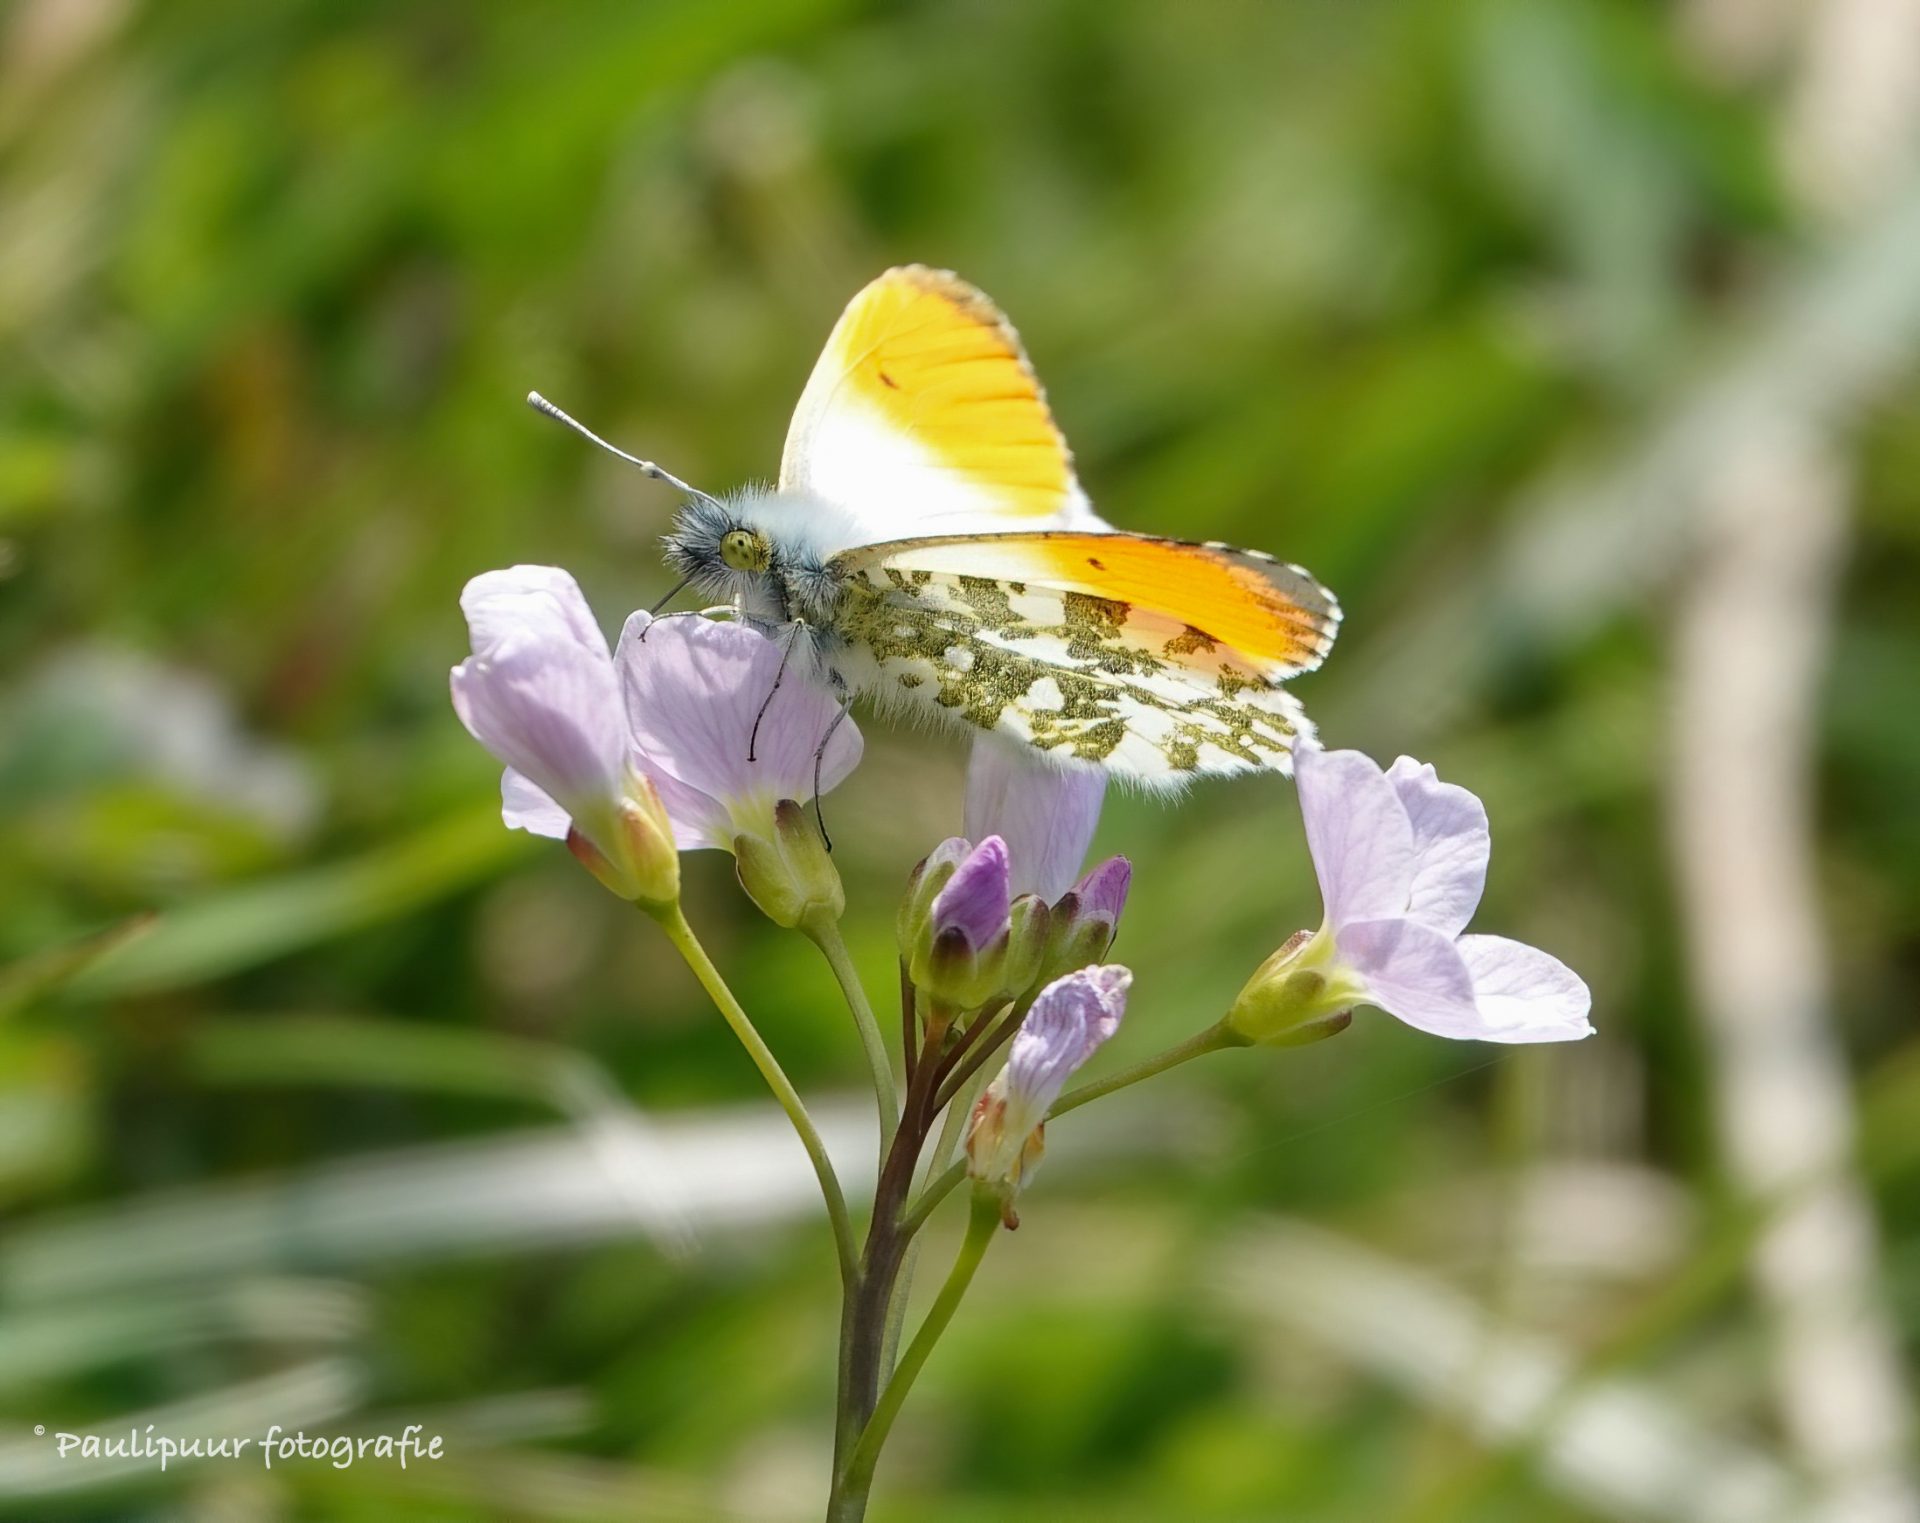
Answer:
[526,392,723,508]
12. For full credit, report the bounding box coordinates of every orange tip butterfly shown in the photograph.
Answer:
[532,266,1340,790]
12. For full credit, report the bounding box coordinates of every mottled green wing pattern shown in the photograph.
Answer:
[829,563,1314,785]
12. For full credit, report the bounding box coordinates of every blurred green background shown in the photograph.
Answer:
[3,0,1918,1519]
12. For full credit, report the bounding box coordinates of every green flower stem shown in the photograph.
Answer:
[806,918,900,1147]
[1048,1019,1240,1119]
[877,1235,921,1391]
[928,1062,985,1175]
[900,1159,967,1238]
[834,1193,1000,1515]
[880,1063,986,1379]
[653,904,858,1286]
[932,1000,1020,1110]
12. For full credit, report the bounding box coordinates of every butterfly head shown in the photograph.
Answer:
[661,489,850,628]
[662,493,772,596]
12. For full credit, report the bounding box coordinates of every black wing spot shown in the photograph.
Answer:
[1086,557,1106,571]
[878,370,901,389]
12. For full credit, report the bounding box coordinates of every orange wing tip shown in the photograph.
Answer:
[1042,534,1340,674]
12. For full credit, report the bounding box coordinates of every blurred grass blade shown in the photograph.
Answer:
[0,1093,1193,1303]
[1213,1219,1801,1523]
[0,1277,367,1393]
[64,805,529,999]
[0,913,156,1020]
[186,1013,695,1256]
[0,1108,875,1304]
[188,1013,621,1111]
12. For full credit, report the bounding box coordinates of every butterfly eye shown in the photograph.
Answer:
[720,529,769,573]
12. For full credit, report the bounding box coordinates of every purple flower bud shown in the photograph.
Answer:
[930,835,1012,952]
[1007,964,1129,1104]
[1069,856,1131,927]
[1034,855,1132,982]
[968,964,1131,1195]
[911,837,974,900]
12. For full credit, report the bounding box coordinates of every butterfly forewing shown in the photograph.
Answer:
[780,266,1107,542]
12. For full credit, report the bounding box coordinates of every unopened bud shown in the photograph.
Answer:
[965,965,1130,1227]
[1036,856,1130,986]
[896,838,970,956]
[902,837,1047,1011]
[735,799,845,931]
[965,1077,1045,1227]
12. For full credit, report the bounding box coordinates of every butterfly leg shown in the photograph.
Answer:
[811,677,855,852]
[637,605,739,644]
[647,572,695,616]
[748,619,809,763]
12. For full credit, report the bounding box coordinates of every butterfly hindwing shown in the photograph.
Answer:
[825,535,1336,783]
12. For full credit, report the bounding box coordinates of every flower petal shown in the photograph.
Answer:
[1385,756,1490,937]
[615,612,861,832]
[1457,935,1594,1043]
[462,565,608,651]
[1335,917,1484,1039]
[501,769,570,840]
[1004,964,1131,1117]
[1294,745,1417,929]
[964,738,1106,901]
[451,567,626,842]
[635,761,736,852]
[931,835,1012,949]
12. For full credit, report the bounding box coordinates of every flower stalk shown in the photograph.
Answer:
[831,1192,1000,1520]
[1048,1018,1245,1119]
[651,903,858,1286]
[807,918,900,1146]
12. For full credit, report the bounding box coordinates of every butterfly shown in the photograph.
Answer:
[532,266,1339,789]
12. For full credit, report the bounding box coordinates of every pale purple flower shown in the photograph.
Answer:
[930,835,1012,952]
[964,737,1106,901]
[451,566,633,857]
[453,569,863,896]
[615,610,862,850]
[1288,744,1591,1043]
[967,965,1131,1193]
